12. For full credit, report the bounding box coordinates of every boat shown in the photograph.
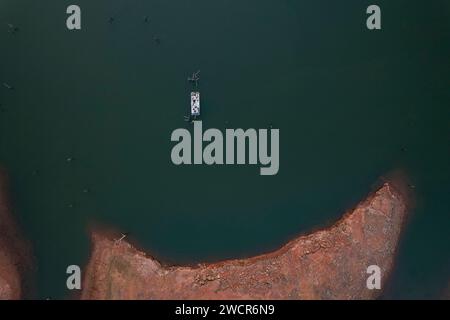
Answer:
[191,92,200,117]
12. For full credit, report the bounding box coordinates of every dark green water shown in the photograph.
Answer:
[0,0,449,299]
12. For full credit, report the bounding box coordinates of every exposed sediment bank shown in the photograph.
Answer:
[81,182,408,300]
[444,281,450,300]
[0,168,33,299]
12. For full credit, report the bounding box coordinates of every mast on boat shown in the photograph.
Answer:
[187,70,200,87]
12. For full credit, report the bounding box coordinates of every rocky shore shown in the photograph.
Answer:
[81,182,408,300]
[0,169,33,299]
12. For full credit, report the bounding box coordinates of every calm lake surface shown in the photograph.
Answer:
[0,0,449,299]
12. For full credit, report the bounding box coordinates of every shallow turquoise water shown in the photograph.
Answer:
[0,0,449,299]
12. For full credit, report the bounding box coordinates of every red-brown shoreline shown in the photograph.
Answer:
[84,172,413,271]
[81,180,409,300]
[0,168,33,300]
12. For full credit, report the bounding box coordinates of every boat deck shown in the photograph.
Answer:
[191,92,200,116]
